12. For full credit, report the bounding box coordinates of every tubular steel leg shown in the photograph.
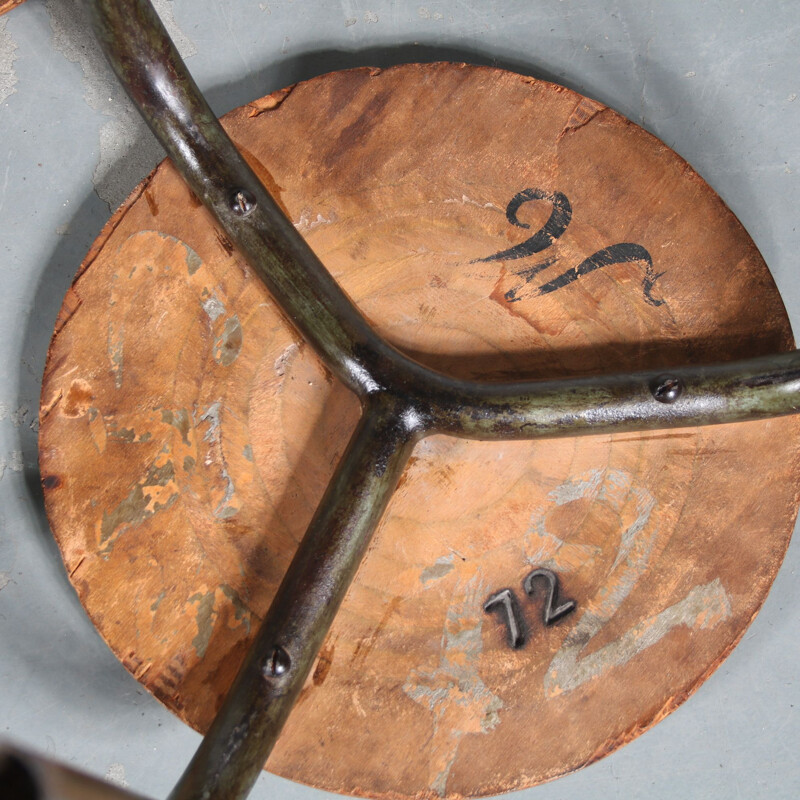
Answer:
[168,397,419,800]
[16,2,794,799]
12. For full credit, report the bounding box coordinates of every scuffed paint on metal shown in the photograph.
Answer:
[47,0,197,208]
[0,18,18,105]
[404,572,502,797]
[546,579,732,696]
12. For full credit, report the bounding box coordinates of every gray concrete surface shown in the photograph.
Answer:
[1,1,799,798]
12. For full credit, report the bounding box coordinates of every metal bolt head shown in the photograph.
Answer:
[230,188,256,217]
[652,375,683,404]
[263,645,291,678]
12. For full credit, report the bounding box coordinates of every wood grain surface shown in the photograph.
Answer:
[39,64,800,799]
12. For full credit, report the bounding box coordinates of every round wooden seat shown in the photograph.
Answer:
[39,64,800,798]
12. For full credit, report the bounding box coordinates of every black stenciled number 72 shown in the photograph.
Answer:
[474,188,664,307]
[484,568,576,650]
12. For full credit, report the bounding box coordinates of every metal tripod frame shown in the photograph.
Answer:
[5,1,800,798]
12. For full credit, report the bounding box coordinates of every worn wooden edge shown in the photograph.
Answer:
[576,540,799,778]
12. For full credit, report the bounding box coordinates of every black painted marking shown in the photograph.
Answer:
[523,568,576,626]
[536,242,664,307]
[484,588,527,649]
[475,188,572,263]
[504,256,558,302]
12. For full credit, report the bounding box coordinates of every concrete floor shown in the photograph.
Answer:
[1,1,799,798]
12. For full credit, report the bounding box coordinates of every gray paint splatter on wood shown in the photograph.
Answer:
[546,579,732,696]
[202,294,226,323]
[404,573,502,796]
[199,401,239,518]
[420,555,454,585]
